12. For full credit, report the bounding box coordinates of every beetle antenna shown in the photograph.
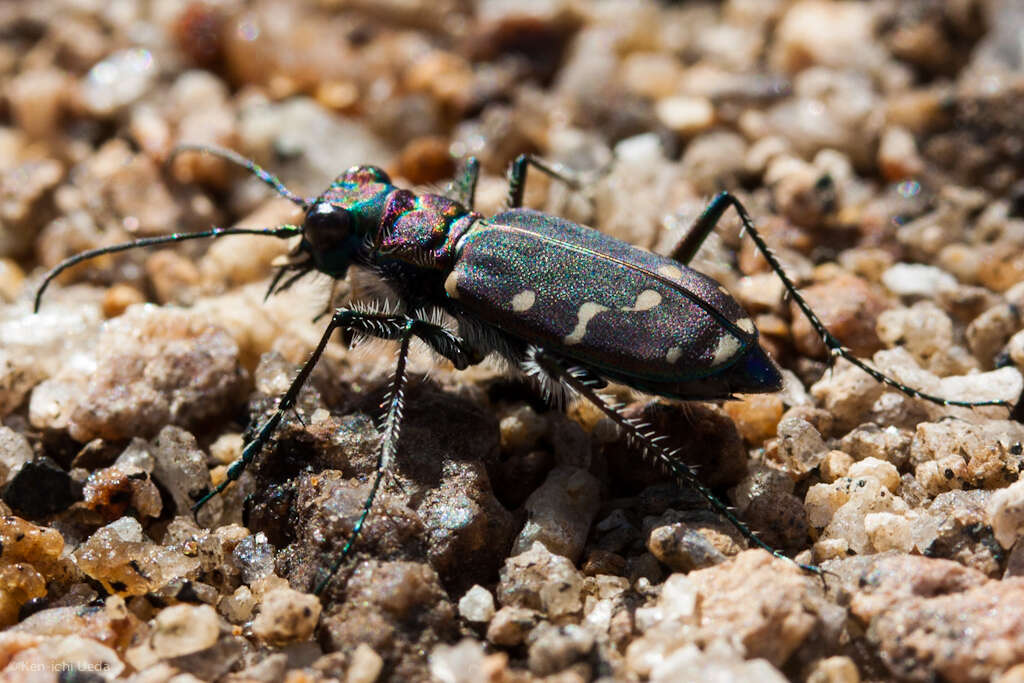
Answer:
[169,143,310,208]
[34,224,302,312]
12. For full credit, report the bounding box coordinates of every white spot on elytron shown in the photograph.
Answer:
[564,302,609,345]
[712,333,742,366]
[657,264,683,279]
[736,317,755,334]
[621,289,662,312]
[444,270,460,299]
[511,290,536,312]
[666,346,683,363]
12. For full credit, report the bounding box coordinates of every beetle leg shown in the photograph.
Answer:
[446,156,481,209]
[678,192,1010,409]
[666,192,736,265]
[528,347,827,578]
[314,320,415,595]
[506,154,585,208]
[191,308,475,514]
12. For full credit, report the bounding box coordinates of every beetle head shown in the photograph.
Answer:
[302,201,361,278]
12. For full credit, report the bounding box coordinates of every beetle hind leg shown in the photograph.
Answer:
[521,346,605,409]
[679,191,1010,409]
[528,348,826,578]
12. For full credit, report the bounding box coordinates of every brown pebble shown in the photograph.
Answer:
[487,606,540,647]
[396,136,456,186]
[173,2,227,69]
[82,466,163,520]
[581,549,626,577]
[722,393,784,446]
[0,563,47,627]
[790,273,889,358]
[0,259,26,301]
[101,283,146,318]
[0,516,64,574]
[252,587,321,645]
[688,551,819,666]
[847,554,1024,681]
[145,250,201,305]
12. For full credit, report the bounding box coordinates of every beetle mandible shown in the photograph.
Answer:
[35,144,1009,592]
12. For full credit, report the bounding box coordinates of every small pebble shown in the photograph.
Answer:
[429,638,488,683]
[878,125,924,181]
[458,585,496,624]
[655,96,715,137]
[0,426,33,485]
[527,622,594,677]
[646,524,727,572]
[773,416,828,477]
[101,283,146,318]
[252,586,321,645]
[497,542,583,618]
[7,69,68,140]
[989,479,1024,550]
[722,393,784,446]
[966,303,1019,368]
[233,532,276,584]
[882,263,958,298]
[150,604,220,661]
[73,516,200,596]
[771,0,879,73]
[81,48,159,115]
[219,585,258,624]
[820,450,854,483]
[2,457,77,517]
[0,259,25,302]
[346,643,385,683]
[498,404,546,451]
[848,457,900,493]
[790,273,888,358]
[486,606,541,647]
[511,466,600,562]
[807,655,861,683]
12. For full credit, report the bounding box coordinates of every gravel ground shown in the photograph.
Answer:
[2,0,1024,681]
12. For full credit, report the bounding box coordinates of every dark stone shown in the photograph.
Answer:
[252,383,516,600]
[607,401,748,493]
[2,456,79,517]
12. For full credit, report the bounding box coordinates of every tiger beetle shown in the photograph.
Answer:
[35,143,1009,594]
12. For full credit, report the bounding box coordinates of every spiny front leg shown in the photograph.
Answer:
[191,307,474,513]
[314,320,415,595]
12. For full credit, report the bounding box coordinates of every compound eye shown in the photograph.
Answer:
[304,202,353,254]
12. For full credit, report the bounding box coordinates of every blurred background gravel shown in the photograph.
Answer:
[1,0,1024,681]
